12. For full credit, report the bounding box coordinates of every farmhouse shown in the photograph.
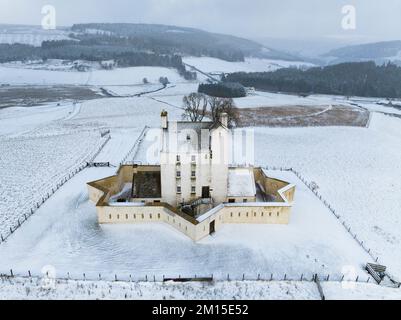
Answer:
[87,111,295,241]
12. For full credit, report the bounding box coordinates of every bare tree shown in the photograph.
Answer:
[207,96,239,127]
[182,93,208,122]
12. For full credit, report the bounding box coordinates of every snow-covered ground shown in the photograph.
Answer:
[0,25,71,47]
[0,102,75,137]
[183,57,314,74]
[1,63,401,298]
[1,276,400,300]
[253,113,401,279]
[0,168,372,281]
[0,277,321,300]
[0,132,107,237]
[101,84,164,97]
[0,65,184,86]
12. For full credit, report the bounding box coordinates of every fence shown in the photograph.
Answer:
[0,134,111,245]
[120,126,149,165]
[288,167,380,264]
[1,269,372,285]
[262,166,381,264]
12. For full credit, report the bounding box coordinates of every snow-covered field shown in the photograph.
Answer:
[183,56,314,74]
[0,167,372,281]
[1,276,400,300]
[0,65,184,86]
[0,277,321,300]
[0,132,107,237]
[1,62,401,299]
[253,113,401,279]
[0,25,71,46]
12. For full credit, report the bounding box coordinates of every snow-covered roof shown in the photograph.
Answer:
[227,168,256,197]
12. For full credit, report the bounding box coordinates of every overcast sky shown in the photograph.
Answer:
[0,0,400,42]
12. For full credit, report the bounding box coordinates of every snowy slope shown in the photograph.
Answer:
[183,57,314,73]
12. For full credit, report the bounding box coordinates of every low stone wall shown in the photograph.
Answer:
[94,201,291,241]
[87,165,296,241]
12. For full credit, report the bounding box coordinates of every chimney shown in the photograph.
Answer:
[161,110,168,129]
[220,112,228,128]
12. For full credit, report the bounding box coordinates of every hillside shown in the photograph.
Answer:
[224,61,401,98]
[323,40,401,65]
[71,23,302,62]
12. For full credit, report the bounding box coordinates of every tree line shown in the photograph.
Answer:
[198,82,246,98]
[0,41,197,80]
[224,61,401,98]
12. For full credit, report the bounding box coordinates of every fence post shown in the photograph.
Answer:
[227,274,230,281]
[257,274,260,280]
[115,274,118,281]
[28,270,31,277]
[10,269,13,277]
[242,274,245,281]
[270,273,273,281]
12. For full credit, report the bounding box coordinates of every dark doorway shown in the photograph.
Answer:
[202,186,210,199]
[209,220,215,235]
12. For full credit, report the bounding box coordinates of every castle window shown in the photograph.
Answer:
[191,171,196,177]
[243,199,248,203]
[269,212,272,217]
[230,212,233,217]
[238,212,241,217]
[125,214,128,219]
[254,212,256,217]
[228,199,235,203]
[246,212,249,217]
[176,155,180,162]
[277,212,280,217]
[262,212,264,217]
[158,213,161,219]
[117,214,120,220]
[109,214,112,220]
[142,214,144,219]
[191,186,196,193]
[191,155,196,162]
[150,214,152,219]
[177,186,181,194]
[176,171,181,177]
[134,214,136,219]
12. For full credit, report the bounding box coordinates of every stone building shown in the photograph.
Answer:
[87,111,295,241]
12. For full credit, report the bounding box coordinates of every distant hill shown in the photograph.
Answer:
[224,61,401,98]
[322,40,401,65]
[71,23,302,62]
